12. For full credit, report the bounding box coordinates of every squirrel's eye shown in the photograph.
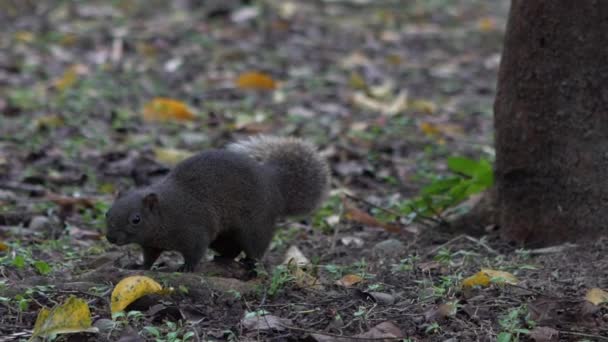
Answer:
[130,214,141,225]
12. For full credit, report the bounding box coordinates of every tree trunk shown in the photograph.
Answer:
[494,1,608,246]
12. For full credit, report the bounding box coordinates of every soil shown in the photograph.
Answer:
[0,1,606,341]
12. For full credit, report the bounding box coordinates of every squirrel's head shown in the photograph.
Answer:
[105,190,162,246]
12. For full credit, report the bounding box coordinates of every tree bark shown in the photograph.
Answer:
[494,1,608,245]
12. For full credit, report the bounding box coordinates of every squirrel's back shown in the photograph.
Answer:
[227,135,330,216]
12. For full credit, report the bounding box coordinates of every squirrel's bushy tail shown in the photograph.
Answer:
[228,135,330,216]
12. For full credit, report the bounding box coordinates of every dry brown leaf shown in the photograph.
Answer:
[529,326,559,342]
[242,314,292,332]
[424,301,457,322]
[355,321,403,339]
[142,98,195,122]
[46,193,95,210]
[343,200,401,233]
[335,274,363,287]
[235,71,277,90]
[0,241,9,252]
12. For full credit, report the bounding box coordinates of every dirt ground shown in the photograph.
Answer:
[0,1,606,341]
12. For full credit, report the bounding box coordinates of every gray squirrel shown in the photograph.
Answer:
[105,136,330,272]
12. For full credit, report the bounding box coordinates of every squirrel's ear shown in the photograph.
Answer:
[143,193,159,212]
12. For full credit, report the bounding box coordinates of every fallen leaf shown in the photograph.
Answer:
[367,292,395,305]
[242,313,292,332]
[585,288,608,305]
[462,269,518,288]
[290,265,323,291]
[35,115,65,130]
[351,89,408,116]
[282,245,310,267]
[410,99,437,115]
[46,193,95,210]
[15,31,35,43]
[478,17,497,32]
[111,276,166,314]
[340,236,364,248]
[32,296,98,338]
[355,321,403,339]
[0,241,9,252]
[343,200,401,233]
[529,326,559,342]
[54,65,87,92]
[425,302,457,321]
[142,98,196,122]
[154,148,194,166]
[335,274,363,287]
[235,71,277,90]
[419,121,464,141]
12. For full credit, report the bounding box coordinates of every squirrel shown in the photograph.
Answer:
[105,136,330,272]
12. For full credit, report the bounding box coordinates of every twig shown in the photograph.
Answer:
[426,234,501,257]
[559,330,608,341]
[281,324,404,341]
[344,192,439,227]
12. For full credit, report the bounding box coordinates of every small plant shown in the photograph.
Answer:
[396,156,493,225]
[425,322,441,335]
[391,254,420,272]
[312,194,342,233]
[268,265,294,297]
[497,305,533,342]
[142,321,195,342]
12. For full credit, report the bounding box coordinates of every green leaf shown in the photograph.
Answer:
[497,332,512,342]
[421,177,461,195]
[447,156,480,177]
[12,255,26,269]
[143,326,161,337]
[33,260,52,275]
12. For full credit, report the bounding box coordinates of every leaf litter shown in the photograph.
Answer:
[0,0,606,341]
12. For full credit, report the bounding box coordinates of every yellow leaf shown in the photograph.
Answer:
[585,288,608,306]
[0,241,8,252]
[142,98,196,122]
[154,147,194,166]
[110,276,164,314]
[287,263,323,291]
[32,296,98,338]
[335,274,363,287]
[15,31,35,43]
[235,71,277,90]
[54,65,86,92]
[419,122,464,139]
[410,99,437,115]
[419,122,441,136]
[462,269,518,288]
[35,115,65,130]
[478,17,497,32]
[349,72,367,90]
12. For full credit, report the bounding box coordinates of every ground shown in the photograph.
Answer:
[0,1,607,341]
